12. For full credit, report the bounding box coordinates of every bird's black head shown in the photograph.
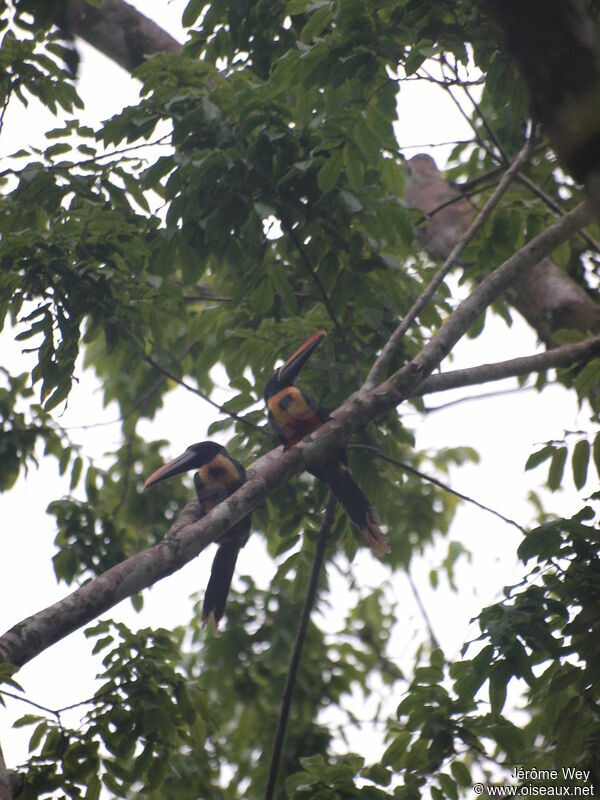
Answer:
[144,441,226,489]
[263,330,326,402]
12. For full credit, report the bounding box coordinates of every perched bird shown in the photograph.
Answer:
[144,441,250,625]
[264,331,390,556]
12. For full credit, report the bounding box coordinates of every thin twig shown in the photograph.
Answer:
[264,493,337,800]
[458,163,508,192]
[422,181,499,220]
[284,223,361,383]
[454,72,508,163]
[1,689,61,721]
[350,444,526,534]
[410,334,600,399]
[1,684,120,717]
[112,431,136,518]
[0,82,12,139]
[421,383,540,414]
[432,58,600,257]
[402,73,485,88]
[407,570,440,650]
[144,354,266,435]
[430,64,497,159]
[63,341,201,432]
[365,137,533,389]
[515,172,600,255]
[400,138,473,151]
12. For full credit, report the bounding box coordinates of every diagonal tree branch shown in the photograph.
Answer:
[70,0,182,73]
[410,333,600,398]
[0,201,589,669]
[264,493,337,800]
[365,137,533,389]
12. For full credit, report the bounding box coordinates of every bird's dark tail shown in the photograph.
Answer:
[313,459,390,557]
[202,541,241,626]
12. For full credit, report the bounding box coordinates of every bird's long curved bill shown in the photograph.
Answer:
[278,329,327,383]
[144,449,199,489]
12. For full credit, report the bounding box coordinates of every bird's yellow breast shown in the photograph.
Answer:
[197,453,243,491]
[268,387,314,427]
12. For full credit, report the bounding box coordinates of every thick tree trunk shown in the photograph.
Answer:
[69,0,600,346]
[69,0,181,73]
[483,0,600,220]
[405,154,600,345]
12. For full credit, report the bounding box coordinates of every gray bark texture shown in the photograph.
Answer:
[70,0,181,72]
[405,154,600,345]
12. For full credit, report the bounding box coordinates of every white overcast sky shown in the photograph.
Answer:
[0,0,593,773]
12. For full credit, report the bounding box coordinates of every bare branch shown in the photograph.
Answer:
[411,333,600,398]
[264,493,336,800]
[515,172,600,255]
[407,570,441,651]
[144,353,266,435]
[71,0,182,73]
[284,223,361,383]
[1,689,61,721]
[442,53,509,163]
[0,202,589,669]
[365,137,533,389]
[421,383,540,414]
[350,444,526,534]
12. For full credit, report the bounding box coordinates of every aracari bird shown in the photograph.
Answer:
[144,441,250,625]
[264,331,390,556]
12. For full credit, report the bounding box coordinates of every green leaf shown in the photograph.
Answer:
[517,526,561,562]
[182,0,205,26]
[29,720,49,752]
[438,773,458,800]
[574,358,600,398]
[286,0,309,13]
[593,432,600,479]
[450,762,471,787]
[362,764,391,787]
[571,438,590,489]
[301,5,333,41]
[489,662,508,716]
[70,456,83,490]
[554,698,584,766]
[249,276,275,313]
[547,446,568,491]
[317,149,343,194]
[525,445,554,471]
[14,714,43,728]
[381,731,410,768]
